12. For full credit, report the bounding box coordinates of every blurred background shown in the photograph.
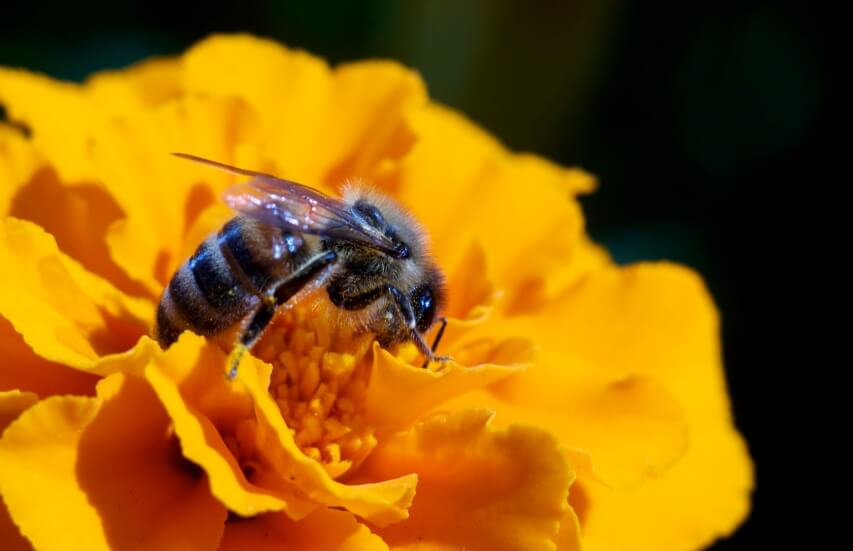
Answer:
[1,1,829,548]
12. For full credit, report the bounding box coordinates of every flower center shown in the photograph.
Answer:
[252,304,377,479]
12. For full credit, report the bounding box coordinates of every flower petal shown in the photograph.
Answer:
[236,356,418,526]
[554,506,582,551]
[0,123,42,216]
[365,343,526,433]
[98,94,260,293]
[181,34,425,188]
[85,57,182,112]
[0,317,99,397]
[0,217,155,373]
[0,68,96,182]
[144,333,317,518]
[0,373,227,551]
[387,105,595,301]
[7,166,151,298]
[0,390,37,432]
[442,374,687,489]
[354,409,572,551]
[439,309,689,488]
[577,425,752,551]
[0,499,31,551]
[542,263,753,550]
[0,385,31,551]
[220,508,389,551]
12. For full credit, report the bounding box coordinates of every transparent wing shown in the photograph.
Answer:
[172,153,400,255]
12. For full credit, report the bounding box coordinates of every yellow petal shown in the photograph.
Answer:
[542,263,753,550]
[365,343,526,433]
[144,333,316,518]
[542,263,743,427]
[236,356,418,526]
[0,390,37,432]
[0,217,155,373]
[354,409,572,551]
[182,34,425,188]
[554,506,582,551]
[0,499,31,551]
[7,166,150,298]
[0,68,96,182]
[439,374,687,490]
[0,317,99,398]
[439,310,689,488]
[578,425,752,551]
[443,240,498,321]
[0,123,42,216]
[0,373,227,551]
[387,105,592,299]
[85,57,182,112]
[97,95,260,293]
[220,508,389,551]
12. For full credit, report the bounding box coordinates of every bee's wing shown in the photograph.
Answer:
[173,153,399,255]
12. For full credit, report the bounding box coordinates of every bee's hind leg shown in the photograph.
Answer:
[227,250,337,379]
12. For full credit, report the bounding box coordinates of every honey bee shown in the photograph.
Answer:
[156,153,448,376]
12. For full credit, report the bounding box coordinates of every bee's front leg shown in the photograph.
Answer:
[227,250,337,379]
[386,286,451,368]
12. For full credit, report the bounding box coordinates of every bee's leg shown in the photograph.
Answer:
[421,317,448,369]
[387,286,451,366]
[227,251,337,379]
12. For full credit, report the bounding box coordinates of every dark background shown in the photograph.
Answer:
[1,1,830,548]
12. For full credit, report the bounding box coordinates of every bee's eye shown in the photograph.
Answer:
[353,201,387,230]
[411,285,436,333]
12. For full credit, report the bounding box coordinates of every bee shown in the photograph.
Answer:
[156,153,448,377]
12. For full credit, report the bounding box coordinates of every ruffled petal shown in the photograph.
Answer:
[181,34,425,188]
[578,425,752,551]
[144,333,317,518]
[220,508,388,551]
[0,373,227,551]
[0,500,31,551]
[0,217,155,373]
[98,94,261,293]
[0,68,95,183]
[546,263,753,550]
[0,317,99,397]
[85,57,182,112]
[439,311,689,488]
[386,105,596,301]
[0,390,37,432]
[0,387,29,551]
[365,343,526,433]
[354,409,572,551]
[554,506,582,551]
[0,123,42,215]
[236,356,418,526]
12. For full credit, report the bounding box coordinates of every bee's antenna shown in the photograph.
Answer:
[171,152,265,178]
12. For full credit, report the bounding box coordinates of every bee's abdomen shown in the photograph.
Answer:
[156,217,305,347]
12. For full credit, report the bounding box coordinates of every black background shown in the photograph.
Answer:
[1,1,831,548]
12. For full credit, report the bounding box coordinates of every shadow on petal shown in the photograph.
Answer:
[221,507,388,551]
[75,374,227,550]
[353,409,572,551]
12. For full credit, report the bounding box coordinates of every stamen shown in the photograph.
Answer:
[252,305,377,478]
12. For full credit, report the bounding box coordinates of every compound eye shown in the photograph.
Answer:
[353,201,387,230]
[411,285,436,333]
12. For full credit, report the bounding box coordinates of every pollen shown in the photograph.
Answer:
[252,305,377,479]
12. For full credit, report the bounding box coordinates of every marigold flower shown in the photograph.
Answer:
[0,35,752,550]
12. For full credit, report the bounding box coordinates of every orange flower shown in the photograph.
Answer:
[0,35,752,550]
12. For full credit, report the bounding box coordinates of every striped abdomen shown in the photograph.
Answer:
[156,216,307,347]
